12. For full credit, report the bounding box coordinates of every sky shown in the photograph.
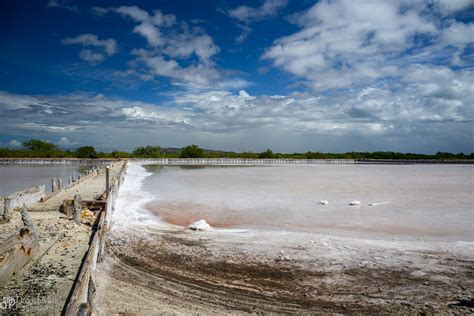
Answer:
[0,0,473,153]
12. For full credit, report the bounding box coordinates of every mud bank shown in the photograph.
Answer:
[95,226,474,314]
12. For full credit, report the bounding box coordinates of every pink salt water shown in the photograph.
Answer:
[142,164,473,241]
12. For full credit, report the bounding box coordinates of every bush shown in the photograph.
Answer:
[258,149,274,159]
[132,146,161,157]
[179,145,205,158]
[75,146,97,158]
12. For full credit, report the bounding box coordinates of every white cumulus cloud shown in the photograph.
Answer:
[62,33,118,63]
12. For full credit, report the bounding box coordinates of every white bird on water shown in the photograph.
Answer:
[319,200,329,205]
[349,200,361,206]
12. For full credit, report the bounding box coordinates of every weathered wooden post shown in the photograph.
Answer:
[68,176,72,185]
[73,194,82,225]
[63,199,74,220]
[3,196,12,221]
[51,178,57,192]
[106,166,110,194]
[57,178,62,190]
[72,174,77,182]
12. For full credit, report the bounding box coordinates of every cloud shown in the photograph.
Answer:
[131,49,221,88]
[62,34,118,63]
[98,6,239,89]
[47,0,79,13]
[78,49,106,63]
[116,5,176,26]
[228,0,288,43]
[114,6,218,62]
[91,6,108,16]
[1,73,472,153]
[263,0,443,91]
[440,22,474,48]
[228,0,288,23]
[57,137,79,148]
[6,140,22,148]
[433,0,474,16]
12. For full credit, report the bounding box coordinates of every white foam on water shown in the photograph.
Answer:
[111,162,158,231]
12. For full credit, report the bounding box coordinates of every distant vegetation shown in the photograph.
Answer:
[0,139,473,160]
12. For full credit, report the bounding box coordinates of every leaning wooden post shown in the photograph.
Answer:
[51,178,57,192]
[106,166,110,194]
[73,195,82,225]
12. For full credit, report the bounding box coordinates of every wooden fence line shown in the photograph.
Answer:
[62,161,128,316]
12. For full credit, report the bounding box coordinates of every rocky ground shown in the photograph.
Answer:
[0,161,124,314]
[94,225,474,314]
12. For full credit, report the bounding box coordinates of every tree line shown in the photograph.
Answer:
[0,139,473,160]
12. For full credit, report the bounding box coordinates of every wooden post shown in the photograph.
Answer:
[52,178,57,192]
[63,199,74,219]
[72,174,76,182]
[106,166,110,194]
[57,178,62,190]
[73,195,82,225]
[68,176,72,185]
[3,197,12,221]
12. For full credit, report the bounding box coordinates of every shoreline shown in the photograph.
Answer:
[92,162,474,314]
[95,225,474,314]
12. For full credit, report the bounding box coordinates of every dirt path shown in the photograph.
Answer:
[0,161,125,314]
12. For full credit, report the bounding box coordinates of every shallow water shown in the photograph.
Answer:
[142,164,474,241]
[0,164,88,195]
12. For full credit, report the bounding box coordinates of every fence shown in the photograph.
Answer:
[0,158,117,165]
[62,161,128,315]
[130,158,356,165]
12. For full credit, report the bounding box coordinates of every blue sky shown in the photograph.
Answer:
[0,0,473,153]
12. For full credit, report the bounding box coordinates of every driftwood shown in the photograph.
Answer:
[0,208,39,285]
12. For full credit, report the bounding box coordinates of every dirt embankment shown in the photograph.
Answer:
[95,227,474,315]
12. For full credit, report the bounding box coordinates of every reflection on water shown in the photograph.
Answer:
[143,164,474,241]
[0,164,91,195]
